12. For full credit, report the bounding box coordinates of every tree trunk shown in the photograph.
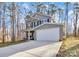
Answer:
[11,2,16,42]
[74,12,78,37]
[16,8,20,40]
[11,16,15,42]
[2,4,6,43]
[2,17,5,43]
[65,2,69,38]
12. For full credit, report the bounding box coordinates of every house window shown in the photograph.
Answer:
[39,20,42,24]
[33,22,36,27]
[31,22,34,28]
[47,18,50,22]
[45,19,47,22]
[43,19,46,23]
[41,20,43,24]
[35,21,37,27]
[37,21,40,26]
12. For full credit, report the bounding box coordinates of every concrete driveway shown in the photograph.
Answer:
[0,41,62,57]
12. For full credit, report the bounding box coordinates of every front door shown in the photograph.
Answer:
[30,31,34,40]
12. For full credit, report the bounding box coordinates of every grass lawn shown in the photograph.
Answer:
[0,40,28,48]
[56,36,79,57]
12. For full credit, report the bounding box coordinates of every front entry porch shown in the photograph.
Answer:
[26,31,35,40]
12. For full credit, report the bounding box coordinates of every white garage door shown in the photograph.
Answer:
[36,28,59,41]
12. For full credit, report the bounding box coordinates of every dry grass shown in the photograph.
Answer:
[0,40,28,48]
[57,36,79,57]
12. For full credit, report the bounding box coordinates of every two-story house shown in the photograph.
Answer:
[25,12,63,42]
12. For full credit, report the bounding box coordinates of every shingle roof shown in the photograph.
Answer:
[26,12,52,22]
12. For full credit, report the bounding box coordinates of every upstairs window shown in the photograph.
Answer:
[39,20,42,24]
[33,22,36,27]
[47,18,50,22]
[37,21,40,26]
[31,22,34,28]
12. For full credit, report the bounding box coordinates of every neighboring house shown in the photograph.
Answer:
[25,12,63,42]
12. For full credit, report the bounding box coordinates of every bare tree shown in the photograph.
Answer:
[49,4,57,22]
[58,8,63,23]
[16,4,21,40]
[73,2,79,37]
[64,2,70,37]
[0,3,2,28]
[10,2,16,42]
[2,3,6,43]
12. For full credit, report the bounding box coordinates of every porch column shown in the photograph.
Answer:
[28,31,30,40]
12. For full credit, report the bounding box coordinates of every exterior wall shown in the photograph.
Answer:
[35,28,60,42]
[26,17,52,29]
